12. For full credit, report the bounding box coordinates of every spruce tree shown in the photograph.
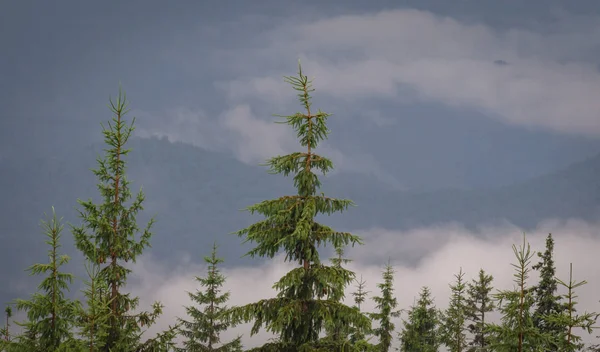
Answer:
[71,88,176,351]
[0,306,12,351]
[75,246,112,352]
[178,242,242,352]
[3,306,11,342]
[486,233,550,352]
[398,286,440,352]
[465,269,494,352]
[546,263,598,351]
[227,62,371,351]
[441,268,468,352]
[349,277,374,351]
[12,207,80,351]
[531,233,563,350]
[352,277,369,313]
[370,262,401,352]
[323,247,354,346]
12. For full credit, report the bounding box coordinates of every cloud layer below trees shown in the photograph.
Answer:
[129,217,600,349]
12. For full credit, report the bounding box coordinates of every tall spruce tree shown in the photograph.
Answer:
[441,268,468,352]
[546,263,598,351]
[531,233,563,350]
[486,233,550,352]
[71,88,176,351]
[178,242,242,352]
[370,262,401,352]
[12,208,80,351]
[227,63,370,351]
[398,286,440,352]
[465,269,494,352]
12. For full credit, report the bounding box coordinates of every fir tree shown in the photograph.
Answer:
[531,233,563,350]
[486,233,550,352]
[12,207,79,351]
[441,268,468,352]
[546,263,599,351]
[398,286,440,352]
[370,261,401,352]
[71,88,176,351]
[465,269,494,352]
[227,62,371,351]
[178,242,242,352]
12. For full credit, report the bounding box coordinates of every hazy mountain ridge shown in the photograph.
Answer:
[1,136,599,304]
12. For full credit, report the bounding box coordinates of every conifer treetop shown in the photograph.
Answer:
[351,276,370,312]
[12,207,80,350]
[440,268,468,352]
[370,261,401,352]
[72,87,175,351]
[487,233,551,352]
[228,62,370,350]
[178,242,242,352]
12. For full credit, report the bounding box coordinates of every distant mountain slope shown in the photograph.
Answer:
[1,136,599,303]
[329,152,600,231]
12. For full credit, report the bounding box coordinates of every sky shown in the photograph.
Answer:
[3,0,600,189]
[3,0,600,349]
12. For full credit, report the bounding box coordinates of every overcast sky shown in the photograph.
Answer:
[3,0,600,189]
[3,0,600,349]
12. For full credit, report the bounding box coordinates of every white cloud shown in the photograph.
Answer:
[133,107,226,152]
[128,218,600,350]
[220,104,293,164]
[134,104,403,188]
[135,8,600,193]
[133,105,293,164]
[220,8,600,137]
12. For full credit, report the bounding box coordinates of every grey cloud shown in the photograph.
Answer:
[218,8,600,137]
[135,104,403,187]
[133,105,294,164]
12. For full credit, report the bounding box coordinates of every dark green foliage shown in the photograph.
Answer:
[5,65,600,351]
[441,268,468,352]
[71,88,176,351]
[531,233,564,350]
[10,208,79,351]
[486,234,550,352]
[75,246,112,351]
[398,286,440,352]
[352,277,369,312]
[3,306,11,342]
[323,247,355,345]
[178,242,242,351]
[227,63,371,351]
[348,277,374,350]
[465,269,494,351]
[0,307,12,351]
[545,263,599,351]
[370,262,401,352]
